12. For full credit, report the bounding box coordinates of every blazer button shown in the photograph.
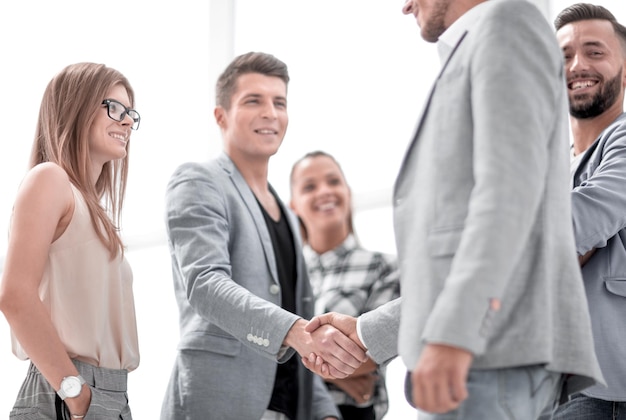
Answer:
[263,338,270,347]
[247,333,253,342]
[269,284,280,295]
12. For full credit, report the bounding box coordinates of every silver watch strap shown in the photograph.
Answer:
[57,375,86,400]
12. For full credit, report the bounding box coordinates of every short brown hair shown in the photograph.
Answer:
[555,3,626,54]
[215,52,289,109]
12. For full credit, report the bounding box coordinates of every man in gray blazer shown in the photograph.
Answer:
[160,52,366,420]
[550,4,626,418]
[305,0,604,418]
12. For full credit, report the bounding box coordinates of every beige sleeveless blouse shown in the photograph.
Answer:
[11,185,139,371]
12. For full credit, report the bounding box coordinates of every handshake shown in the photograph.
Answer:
[286,306,474,414]
[284,312,367,379]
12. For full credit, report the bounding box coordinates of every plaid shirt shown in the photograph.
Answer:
[303,234,400,419]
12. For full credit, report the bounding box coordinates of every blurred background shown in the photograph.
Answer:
[0,1,624,418]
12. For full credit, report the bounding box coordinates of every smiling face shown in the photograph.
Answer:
[290,154,352,241]
[557,19,626,119]
[215,72,288,162]
[88,83,133,168]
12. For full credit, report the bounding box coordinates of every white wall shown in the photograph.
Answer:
[0,1,625,419]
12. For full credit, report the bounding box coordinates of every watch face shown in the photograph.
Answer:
[61,377,82,398]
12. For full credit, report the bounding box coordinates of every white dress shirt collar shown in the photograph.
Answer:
[437,1,490,65]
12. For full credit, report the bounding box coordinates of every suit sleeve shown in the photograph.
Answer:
[360,298,401,365]
[165,162,300,361]
[572,121,626,254]
[422,2,564,355]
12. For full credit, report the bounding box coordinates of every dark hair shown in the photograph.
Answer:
[215,52,289,110]
[555,3,626,54]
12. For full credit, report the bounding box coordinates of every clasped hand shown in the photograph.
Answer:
[296,312,366,379]
[285,317,367,378]
[301,312,474,415]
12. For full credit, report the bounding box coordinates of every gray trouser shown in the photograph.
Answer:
[405,365,562,420]
[9,359,131,420]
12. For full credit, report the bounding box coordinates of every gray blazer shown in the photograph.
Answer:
[572,112,626,401]
[362,0,603,395]
[160,153,339,420]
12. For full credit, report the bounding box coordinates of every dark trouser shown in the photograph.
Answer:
[338,404,375,420]
[551,393,626,420]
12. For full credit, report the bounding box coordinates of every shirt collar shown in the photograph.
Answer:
[437,1,489,65]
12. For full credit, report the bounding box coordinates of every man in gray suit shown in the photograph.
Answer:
[550,4,626,419]
[304,0,604,418]
[160,52,366,420]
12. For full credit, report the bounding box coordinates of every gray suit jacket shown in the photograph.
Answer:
[572,112,626,400]
[362,0,603,395]
[161,153,338,420]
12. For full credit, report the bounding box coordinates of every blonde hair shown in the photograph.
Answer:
[30,62,135,257]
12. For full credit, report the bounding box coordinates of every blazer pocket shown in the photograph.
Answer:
[178,332,241,356]
[427,227,464,258]
[604,278,626,297]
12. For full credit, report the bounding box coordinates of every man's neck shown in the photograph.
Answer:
[228,150,270,195]
[571,107,623,155]
[226,149,283,220]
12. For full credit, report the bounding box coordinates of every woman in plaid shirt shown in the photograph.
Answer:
[290,151,401,420]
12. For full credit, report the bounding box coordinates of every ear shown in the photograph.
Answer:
[214,106,226,129]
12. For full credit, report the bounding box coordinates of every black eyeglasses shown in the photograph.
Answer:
[101,99,141,130]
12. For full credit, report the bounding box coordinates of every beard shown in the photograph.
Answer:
[569,69,623,119]
[421,0,450,42]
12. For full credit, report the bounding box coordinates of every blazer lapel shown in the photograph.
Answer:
[394,30,469,195]
[218,153,279,284]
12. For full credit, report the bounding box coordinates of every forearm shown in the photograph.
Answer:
[1,289,89,416]
[1,296,80,391]
[571,129,626,253]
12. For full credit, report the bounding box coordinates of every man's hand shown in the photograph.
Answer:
[284,319,367,378]
[306,312,364,349]
[412,343,473,413]
[327,358,379,404]
[301,312,366,379]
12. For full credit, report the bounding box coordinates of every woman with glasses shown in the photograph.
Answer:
[290,151,400,420]
[0,62,141,419]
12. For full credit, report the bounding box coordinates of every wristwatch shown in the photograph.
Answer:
[57,375,86,400]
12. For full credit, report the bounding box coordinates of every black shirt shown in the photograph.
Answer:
[258,196,299,420]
